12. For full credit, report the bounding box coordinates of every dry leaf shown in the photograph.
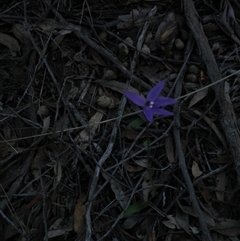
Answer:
[193,110,228,149]
[54,161,62,187]
[188,88,208,108]
[190,226,199,234]
[124,162,145,172]
[90,48,106,66]
[122,216,141,230]
[162,215,180,229]
[12,23,29,43]
[96,80,144,96]
[75,111,103,149]
[48,218,72,238]
[0,32,20,52]
[31,148,47,178]
[211,219,240,236]
[175,208,190,235]
[191,160,203,179]
[122,129,148,139]
[178,202,215,227]
[142,180,151,202]
[197,181,212,203]
[135,159,148,168]
[165,134,175,163]
[37,18,66,31]
[102,172,128,209]
[209,155,230,164]
[140,66,163,84]
[215,172,226,202]
[74,195,86,234]
[51,115,69,139]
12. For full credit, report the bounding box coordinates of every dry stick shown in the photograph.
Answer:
[183,0,240,182]
[173,35,213,241]
[83,6,158,240]
[0,210,22,234]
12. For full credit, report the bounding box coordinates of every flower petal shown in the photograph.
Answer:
[146,80,166,102]
[152,108,174,116]
[143,107,154,122]
[124,90,146,107]
[154,97,178,107]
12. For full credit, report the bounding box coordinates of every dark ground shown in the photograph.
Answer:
[1,0,240,240]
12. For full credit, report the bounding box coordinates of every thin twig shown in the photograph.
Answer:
[173,34,213,241]
[183,0,240,182]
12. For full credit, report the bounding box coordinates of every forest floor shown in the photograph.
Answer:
[1,0,240,241]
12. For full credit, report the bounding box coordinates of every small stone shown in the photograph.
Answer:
[97,96,115,109]
[145,32,152,44]
[118,43,129,56]
[99,31,107,41]
[103,69,117,80]
[125,37,133,45]
[175,38,185,50]
[188,65,200,75]
[141,44,150,59]
[37,105,49,117]
[186,74,198,83]
[168,73,177,80]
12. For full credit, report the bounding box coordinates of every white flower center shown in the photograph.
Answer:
[148,101,154,108]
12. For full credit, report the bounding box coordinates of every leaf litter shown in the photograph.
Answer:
[1,1,240,241]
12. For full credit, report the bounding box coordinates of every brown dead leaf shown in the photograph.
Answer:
[211,219,240,236]
[124,162,145,172]
[188,88,208,108]
[197,181,212,203]
[191,160,203,179]
[142,180,151,202]
[54,161,62,187]
[90,48,106,66]
[37,18,66,32]
[0,32,20,52]
[12,23,29,43]
[215,172,226,202]
[135,159,148,168]
[154,12,176,45]
[176,208,190,235]
[96,80,144,96]
[160,25,178,43]
[193,110,228,149]
[75,111,103,149]
[122,129,148,139]
[122,216,141,230]
[102,172,128,209]
[31,148,48,178]
[140,66,164,84]
[117,9,145,29]
[178,198,215,227]
[165,134,175,163]
[162,215,180,229]
[51,115,69,139]
[209,155,230,164]
[48,218,72,238]
[74,195,86,234]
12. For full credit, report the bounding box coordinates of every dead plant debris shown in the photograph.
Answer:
[1,0,240,241]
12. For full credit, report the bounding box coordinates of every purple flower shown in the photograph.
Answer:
[124,80,177,122]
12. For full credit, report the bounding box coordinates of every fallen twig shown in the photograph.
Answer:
[183,0,240,182]
[173,35,213,241]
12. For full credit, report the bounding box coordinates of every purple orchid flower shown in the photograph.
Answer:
[124,80,177,122]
